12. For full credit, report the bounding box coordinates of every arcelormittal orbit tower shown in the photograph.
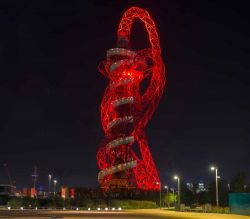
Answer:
[96,6,166,191]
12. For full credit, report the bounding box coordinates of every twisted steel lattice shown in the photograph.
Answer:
[96,7,166,191]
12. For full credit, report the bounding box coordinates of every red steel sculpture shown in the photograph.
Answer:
[96,7,166,191]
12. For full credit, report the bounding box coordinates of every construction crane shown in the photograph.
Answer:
[32,165,38,191]
[3,163,13,186]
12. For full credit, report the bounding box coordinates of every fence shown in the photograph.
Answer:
[229,193,250,216]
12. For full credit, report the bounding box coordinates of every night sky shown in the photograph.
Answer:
[1,0,250,190]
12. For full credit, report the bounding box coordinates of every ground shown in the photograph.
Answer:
[0,209,249,219]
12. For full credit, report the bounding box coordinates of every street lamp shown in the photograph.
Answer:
[53,179,57,197]
[48,174,52,197]
[164,185,169,208]
[164,185,169,195]
[156,182,161,209]
[210,166,219,207]
[173,175,180,205]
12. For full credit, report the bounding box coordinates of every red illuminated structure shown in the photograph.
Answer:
[96,7,166,191]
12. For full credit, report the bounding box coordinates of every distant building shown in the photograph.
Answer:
[0,184,16,197]
[61,186,68,199]
[196,182,207,193]
[186,183,194,193]
[22,187,28,196]
[61,187,75,199]
[186,182,207,194]
[30,187,37,198]
[70,188,75,199]
[20,187,38,198]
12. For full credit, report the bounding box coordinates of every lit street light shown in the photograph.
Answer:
[173,175,180,205]
[164,185,169,195]
[210,166,220,207]
[53,179,57,197]
[164,185,169,208]
[156,182,162,209]
[48,174,52,197]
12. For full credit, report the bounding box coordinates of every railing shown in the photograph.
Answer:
[1,206,122,211]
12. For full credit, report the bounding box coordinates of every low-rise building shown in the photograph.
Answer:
[0,184,16,197]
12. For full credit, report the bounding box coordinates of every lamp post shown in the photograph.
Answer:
[210,166,219,207]
[174,175,180,205]
[48,174,52,197]
[53,180,57,197]
[164,185,169,208]
[156,182,161,209]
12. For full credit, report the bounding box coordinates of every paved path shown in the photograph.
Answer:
[129,209,250,219]
[0,209,250,219]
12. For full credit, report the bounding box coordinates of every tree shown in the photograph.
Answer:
[207,179,229,206]
[196,191,211,205]
[246,185,250,193]
[230,172,247,193]
[162,193,176,207]
[180,183,195,206]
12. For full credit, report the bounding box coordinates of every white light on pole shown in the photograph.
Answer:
[48,174,52,197]
[164,185,169,208]
[210,166,219,207]
[173,175,180,205]
[53,179,57,196]
[156,182,162,209]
